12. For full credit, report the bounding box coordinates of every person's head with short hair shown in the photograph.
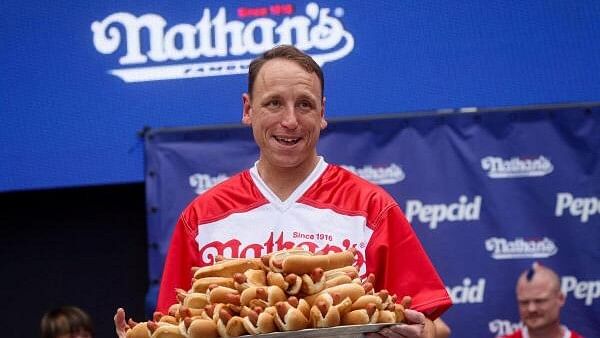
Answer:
[247,45,325,99]
[515,262,565,334]
[242,45,327,183]
[41,306,94,338]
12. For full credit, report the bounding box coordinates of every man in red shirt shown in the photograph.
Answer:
[501,263,584,338]
[114,45,451,338]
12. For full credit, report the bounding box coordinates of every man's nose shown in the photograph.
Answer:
[281,105,299,129]
[527,301,537,312]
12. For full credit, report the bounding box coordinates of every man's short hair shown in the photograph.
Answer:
[247,45,324,98]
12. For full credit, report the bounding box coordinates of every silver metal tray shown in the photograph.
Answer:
[244,324,392,338]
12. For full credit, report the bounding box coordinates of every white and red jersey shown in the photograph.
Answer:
[157,158,452,318]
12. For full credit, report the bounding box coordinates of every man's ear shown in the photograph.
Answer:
[320,96,327,129]
[242,93,252,125]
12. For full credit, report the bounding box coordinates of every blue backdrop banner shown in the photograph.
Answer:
[145,106,600,337]
[5,1,600,192]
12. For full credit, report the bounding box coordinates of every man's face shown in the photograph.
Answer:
[242,58,326,171]
[516,273,564,331]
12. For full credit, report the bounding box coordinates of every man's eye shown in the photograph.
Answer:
[298,101,313,109]
[266,100,280,108]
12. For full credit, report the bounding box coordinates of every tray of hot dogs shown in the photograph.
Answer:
[124,248,408,338]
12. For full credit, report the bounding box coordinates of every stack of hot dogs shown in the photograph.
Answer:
[125,247,408,338]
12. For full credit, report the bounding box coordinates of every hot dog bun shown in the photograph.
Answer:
[194,259,262,279]
[187,318,218,338]
[191,277,235,293]
[282,250,356,275]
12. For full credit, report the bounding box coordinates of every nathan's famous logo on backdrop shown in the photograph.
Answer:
[190,173,229,194]
[445,277,486,304]
[405,195,482,229]
[488,320,521,337]
[555,192,599,223]
[562,276,600,306]
[485,237,558,260]
[91,2,354,82]
[342,164,405,185]
[481,155,553,178]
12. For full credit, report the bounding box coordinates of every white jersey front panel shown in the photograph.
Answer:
[195,202,373,274]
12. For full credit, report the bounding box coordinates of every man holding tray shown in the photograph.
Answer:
[115,45,452,338]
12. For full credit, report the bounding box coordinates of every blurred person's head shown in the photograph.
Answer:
[516,262,565,333]
[41,306,94,338]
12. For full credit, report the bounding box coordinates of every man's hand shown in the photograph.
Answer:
[367,297,434,338]
[366,309,433,338]
[114,307,129,338]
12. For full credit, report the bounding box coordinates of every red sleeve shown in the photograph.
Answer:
[365,204,452,320]
[155,214,199,314]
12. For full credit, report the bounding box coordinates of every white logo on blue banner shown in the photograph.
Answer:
[91,2,355,82]
[481,155,553,178]
[485,237,558,260]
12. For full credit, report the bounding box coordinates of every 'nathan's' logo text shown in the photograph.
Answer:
[485,237,558,260]
[190,173,229,194]
[342,164,405,185]
[481,155,553,178]
[488,320,521,337]
[91,2,354,82]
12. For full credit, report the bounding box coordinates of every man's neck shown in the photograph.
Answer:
[526,323,565,338]
[257,156,320,201]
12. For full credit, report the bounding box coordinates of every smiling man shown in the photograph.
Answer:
[501,263,584,338]
[115,45,451,338]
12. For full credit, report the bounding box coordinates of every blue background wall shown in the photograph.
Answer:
[3,1,600,191]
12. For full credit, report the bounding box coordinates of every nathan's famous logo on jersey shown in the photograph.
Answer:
[481,155,553,178]
[488,319,521,337]
[562,276,600,306]
[445,277,486,304]
[91,2,354,83]
[485,237,558,260]
[198,231,365,270]
[342,164,405,185]
[405,195,482,229]
[189,173,230,194]
[555,192,599,223]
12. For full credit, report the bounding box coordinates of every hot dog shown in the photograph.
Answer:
[240,306,277,334]
[216,309,247,338]
[232,269,267,291]
[281,249,356,275]
[304,282,365,306]
[191,277,235,293]
[266,272,302,295]
[300,268,326,295]
[267,248,314,273]
[206,286,240,305]
[273,301,309,332]
[150,322,186,338]
[240,286,287,308]
[186,318,219,338]
[341,303,379,325]
[193,258,262,279]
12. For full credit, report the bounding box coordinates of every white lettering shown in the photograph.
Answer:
[561,276,600,306]
[555,192,599,223]
[485,237,558,259]
[481,155,553,178]
[488,319,522,336]
[91,3,355,82]
[405,195,481,229]
[445,278,486,304]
